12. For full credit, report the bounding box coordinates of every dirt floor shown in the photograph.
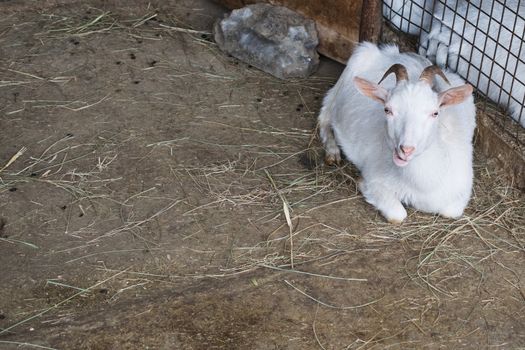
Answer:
[0,0,524,349]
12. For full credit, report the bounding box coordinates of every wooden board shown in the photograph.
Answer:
[476,114,525,189]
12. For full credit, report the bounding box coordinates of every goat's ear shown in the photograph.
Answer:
[353,77,388,104]
[439,84,473,107]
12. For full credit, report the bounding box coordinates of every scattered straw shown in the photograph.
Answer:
[312,305,327,350]
[0,341,57,350]
[158,24,211,35]
[284,280,382,310]
[258,264,367,282]
[0,146,27,173]
[0,237,38,249]
[265,169,295,268]
[0,6,523,347]
[0,269,128,335]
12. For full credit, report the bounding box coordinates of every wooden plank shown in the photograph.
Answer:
[359,0,382,42]
[475,113,525,189]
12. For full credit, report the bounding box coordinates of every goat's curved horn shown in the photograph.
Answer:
[378,64,408,85]
[419,65,450,85]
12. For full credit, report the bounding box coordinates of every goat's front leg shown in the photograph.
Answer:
[318,108,342,166]
[359,179,407,224]
[320,125,342,166]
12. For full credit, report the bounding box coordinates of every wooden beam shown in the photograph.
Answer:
[359,0,382,42]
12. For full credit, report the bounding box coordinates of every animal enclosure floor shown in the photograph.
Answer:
[0,1,524,349]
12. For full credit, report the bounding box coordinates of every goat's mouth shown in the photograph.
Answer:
[393,150,410,167]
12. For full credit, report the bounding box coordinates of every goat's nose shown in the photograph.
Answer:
[400,145,415,156]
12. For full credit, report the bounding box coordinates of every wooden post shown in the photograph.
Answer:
[359,0,382,43]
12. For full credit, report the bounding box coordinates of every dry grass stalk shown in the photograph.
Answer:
[0,146,27,173]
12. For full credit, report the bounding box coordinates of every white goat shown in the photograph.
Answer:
[318,43,475,223]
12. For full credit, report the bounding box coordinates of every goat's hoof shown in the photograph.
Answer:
[324,154,341,166]
[387,218,404,225]
[439,208,463,219]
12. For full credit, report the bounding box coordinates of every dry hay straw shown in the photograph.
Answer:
[168,126,525,298]
[0,133,122,198]
[359,156,524,296]
[1,5,523,335]
[34,6,212,42]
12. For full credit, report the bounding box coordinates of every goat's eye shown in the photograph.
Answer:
[431,111,439,118]
[384,107,392,115]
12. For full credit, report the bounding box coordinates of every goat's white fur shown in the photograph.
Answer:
[319,43,476,223]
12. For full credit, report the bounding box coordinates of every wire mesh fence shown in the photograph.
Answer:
[382,0,525,150]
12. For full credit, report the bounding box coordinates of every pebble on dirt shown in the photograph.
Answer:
[213,3,320,79]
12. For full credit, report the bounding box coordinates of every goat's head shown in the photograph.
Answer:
[353,64,473,167]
